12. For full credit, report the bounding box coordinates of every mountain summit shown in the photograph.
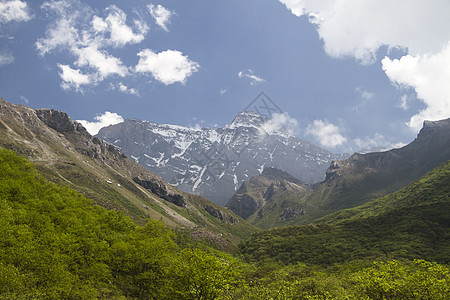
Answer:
[97,111,347,205]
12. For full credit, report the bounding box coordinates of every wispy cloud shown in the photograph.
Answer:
[111,82,140,96]
[0,52,14,66]
[77,111,124,135]
[148,4,174,32]
[259,112,299,137]
[355,87,375,100]
[238,69,266,85]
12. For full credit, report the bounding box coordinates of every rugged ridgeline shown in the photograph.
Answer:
[227,167,313,229]
[97,111,347,205]
[240,160,450,266]
[0,98,256,248]
[228,118,450,228]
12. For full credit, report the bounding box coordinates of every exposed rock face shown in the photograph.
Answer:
[324,118,450,183]
[0,97,254,246]
[204,205,238,223]
[226,193,263,219]
[36,109,88,136]
[227,167,311,220]
[133,175,186,207]
[97,111,348,205]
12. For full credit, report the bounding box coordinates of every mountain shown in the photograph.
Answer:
[97,111,347,205]
[240,160,450,266]
[227,167,313,228]
[299,117,450,222]
[0,97,257,249]
[229,118,450,228]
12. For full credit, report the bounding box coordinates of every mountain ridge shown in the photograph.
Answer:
[97,111,348,205]
[0,97,257,248]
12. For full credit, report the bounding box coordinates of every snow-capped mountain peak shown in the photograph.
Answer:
[97,111,348,205]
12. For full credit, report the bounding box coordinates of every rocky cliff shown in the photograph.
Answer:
[97,111,347,205]
[0,97,257,248]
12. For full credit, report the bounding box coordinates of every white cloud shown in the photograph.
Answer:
[148,4,173,32]
[0,52,14,66]
[353,133,406,153]
[259,112,299,137]
[279,0,450,63]
[74,45,128,79]
[0,0,32,24]
[135,49,199,85]
[306,119,347,148]
[36,1,147,90]
[77,111,124,135]
[280,0,450,130]
[112,82,139,96]
[92,5,149,47]
[382,42,450,130]
[58,64,93,91]
[238,69,266,85]
[219,88,227,95]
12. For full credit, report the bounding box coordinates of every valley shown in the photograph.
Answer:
[0,97,449,299]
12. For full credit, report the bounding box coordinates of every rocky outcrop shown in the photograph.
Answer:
[36,109,89,136]
[227,193,263,219]
[97,111,348,205]
[227,167,311,220]
[133,175,186,207]
[204,205,238,223]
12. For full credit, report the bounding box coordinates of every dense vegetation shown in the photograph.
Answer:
[1,148,449,299]
[240,161,450,266]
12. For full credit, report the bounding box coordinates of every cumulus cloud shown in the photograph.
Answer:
[148,4,173,32]
[58,64,93,91]
[259,112,299,137]
[74,45,128,79]
[36,1,147,90]
[0,0,32,24]
[77,111,124,135]
[279,0,450,129]
[306,120,347,148]
[91,5,148,47]
[238,69,266,85]
[135,49,199,85]
[382,42,450,130]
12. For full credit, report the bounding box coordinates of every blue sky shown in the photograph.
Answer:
[1,0,449,153]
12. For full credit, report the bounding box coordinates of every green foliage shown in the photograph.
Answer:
[0,149,244,299]
[352,259,450,299]
[1,148,449,299]
[240,161,450,266]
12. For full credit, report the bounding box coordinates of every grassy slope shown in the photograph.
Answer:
[240,161,450,266]
[0,98,257,248]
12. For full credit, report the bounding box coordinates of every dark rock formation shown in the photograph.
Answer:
[204,205,238,223]
[133,175,186,207]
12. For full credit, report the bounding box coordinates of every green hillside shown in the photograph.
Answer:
[240,160,450,266]
[1,141,449,299]
[0,149,245,299]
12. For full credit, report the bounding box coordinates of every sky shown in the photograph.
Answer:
[1,0,449,153]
